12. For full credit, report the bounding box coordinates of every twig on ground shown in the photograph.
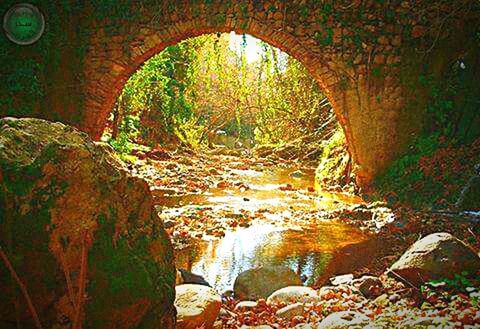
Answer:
[72,232,89,329]
[0,246,44,329]
[387,269,421,292]
[60,251,76,307]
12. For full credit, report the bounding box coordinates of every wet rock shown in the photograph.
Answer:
[175,284,221,329]
[267,286,321,305]
[176,268,211,286]
[234,266,303,301]
[317,311,370,329]
[388,232,480,286]
[0,118,175,328]
[330,274,354,286]
[351,275,383,298]
[235,301,258,311]
[275,302,304,320]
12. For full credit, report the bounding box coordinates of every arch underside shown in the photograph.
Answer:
[83,22,344,142]
[78,0,452,186]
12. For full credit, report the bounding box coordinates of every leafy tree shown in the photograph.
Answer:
[104,33,338,154]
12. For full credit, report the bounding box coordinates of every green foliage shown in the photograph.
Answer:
[315,29,334,46]
[315,127,350,188]
[104,38,202,151]
[107,116,140,155]
[253,46,329,146]
[376,134,442,207]
[105,33,331,153]
[424,272,473,293]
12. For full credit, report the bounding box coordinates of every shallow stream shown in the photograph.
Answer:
[158,164,375,292]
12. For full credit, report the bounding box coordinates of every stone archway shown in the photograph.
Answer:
[83,25,349,161]
[81,2,405,187]
[2,0,473,186]
[83,25,339,140]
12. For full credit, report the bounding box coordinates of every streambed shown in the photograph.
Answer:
[156,162,376,292]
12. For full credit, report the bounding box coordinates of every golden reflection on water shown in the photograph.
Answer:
[176,222,368,292]
[172,166,369,292]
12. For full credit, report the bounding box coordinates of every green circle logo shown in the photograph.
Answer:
[3,3,45,45]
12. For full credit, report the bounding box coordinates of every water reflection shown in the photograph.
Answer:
[176,222,367,292]
[167,165,369,292]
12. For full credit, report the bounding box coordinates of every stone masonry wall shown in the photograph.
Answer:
[1,0,478,186]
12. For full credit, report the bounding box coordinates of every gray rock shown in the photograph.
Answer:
[317,311,371,328]
[351,275,383,298]
[175,284,221,329]
[235,301,258,311]
[275,303,304,320]
[267,286,321,305]
[330,274,354,286]
[234,266,303,301]
[388,232,480,286]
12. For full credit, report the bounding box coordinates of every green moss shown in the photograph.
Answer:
[86,212,174,328]
[315,126,349,188]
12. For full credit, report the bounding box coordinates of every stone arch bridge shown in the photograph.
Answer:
[1,0,477,186]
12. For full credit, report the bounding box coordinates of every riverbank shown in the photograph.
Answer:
[120,148,480,328]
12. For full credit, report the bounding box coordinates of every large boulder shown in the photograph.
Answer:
[0,118,175,328]
[234,266,303,301]
[175,284,221,329]
[389,232,480,286]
